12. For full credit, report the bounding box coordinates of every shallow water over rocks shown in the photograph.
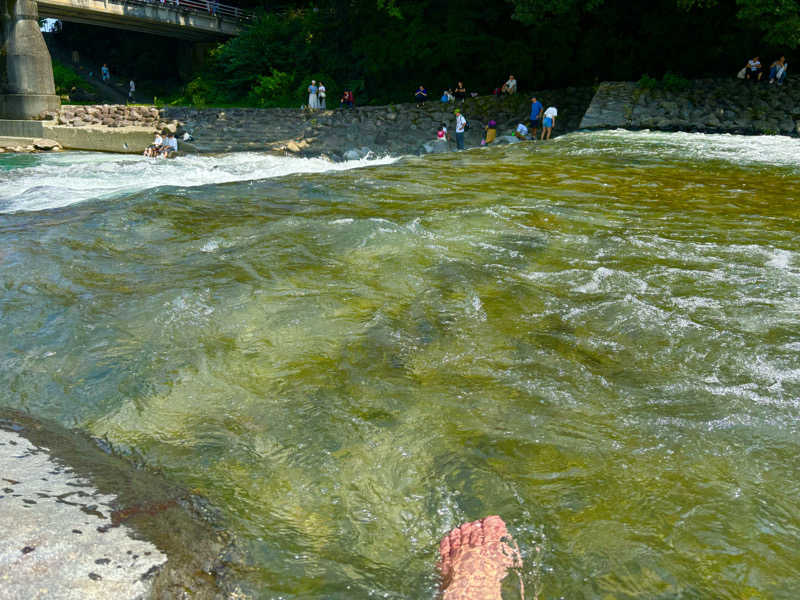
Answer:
[1,131,799,598]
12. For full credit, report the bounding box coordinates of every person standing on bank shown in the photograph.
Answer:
[529,96,543,139]
[455,108,466,150]
[454,81,467,103]
[318,82,327,109]
[541,105,557,140]
[128,79,135,102]
[308,80,319,109]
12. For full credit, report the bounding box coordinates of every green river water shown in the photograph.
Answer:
[1,130,799,599]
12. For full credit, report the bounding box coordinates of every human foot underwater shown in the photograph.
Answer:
[437,515,526,599]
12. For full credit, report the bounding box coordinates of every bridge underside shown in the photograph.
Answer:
[38,0,239,41]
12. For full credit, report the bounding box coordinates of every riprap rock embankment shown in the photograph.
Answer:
[582,79,800,135]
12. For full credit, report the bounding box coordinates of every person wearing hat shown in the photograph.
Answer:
[454,108,466,150]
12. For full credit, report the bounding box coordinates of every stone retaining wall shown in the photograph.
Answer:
[38,104,181,132]
[581,78,800,135]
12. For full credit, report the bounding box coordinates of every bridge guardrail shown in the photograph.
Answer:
[119,0,255,22]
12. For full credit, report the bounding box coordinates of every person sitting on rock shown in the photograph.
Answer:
[340,89,354,108]
[745,56,762,81]
[769,56,788,85]
[144,132,164,157]
[514,122,528,140]
[501,75,517,95]
[436,126,447,142]
[415,85,428,107]
[160,133,178,158]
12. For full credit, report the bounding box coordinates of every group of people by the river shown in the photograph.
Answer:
[740,56,789,84]
[143,132,179,158]
[434,88,558,151]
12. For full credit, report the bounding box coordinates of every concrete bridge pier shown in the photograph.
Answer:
[0,0,60,119]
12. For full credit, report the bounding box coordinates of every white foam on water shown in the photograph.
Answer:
[0,151,399,214]
[563,129,800,169]
[766,248,794,269]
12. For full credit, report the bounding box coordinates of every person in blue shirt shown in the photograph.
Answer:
[415,85,428,107]
[529,96,543,139]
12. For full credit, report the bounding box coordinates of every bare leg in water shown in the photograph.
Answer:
[437,515,524,600]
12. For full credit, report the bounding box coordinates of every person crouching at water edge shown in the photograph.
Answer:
[514,122,529,140]
[143,131,165,157]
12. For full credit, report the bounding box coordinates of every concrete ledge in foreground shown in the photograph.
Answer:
[0,429,167,599]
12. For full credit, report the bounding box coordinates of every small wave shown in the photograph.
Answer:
[563,129,800,170]
[0,151,399,214]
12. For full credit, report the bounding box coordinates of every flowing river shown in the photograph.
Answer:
[2,130,799,599]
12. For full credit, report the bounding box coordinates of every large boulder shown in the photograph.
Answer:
[32,138,61,151]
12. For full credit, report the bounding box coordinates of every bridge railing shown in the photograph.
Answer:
[121,0,255,22]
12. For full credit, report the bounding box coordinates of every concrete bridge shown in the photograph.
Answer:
[0,0,250,119]
[38,0,247,40]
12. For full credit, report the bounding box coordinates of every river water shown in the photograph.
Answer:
[2,131,799,599]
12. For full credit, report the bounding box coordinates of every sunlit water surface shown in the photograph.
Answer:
[2,131,799,599]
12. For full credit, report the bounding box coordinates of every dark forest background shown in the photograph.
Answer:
[53,0,799,106]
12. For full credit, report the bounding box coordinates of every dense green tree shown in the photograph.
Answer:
[52,0,795,107]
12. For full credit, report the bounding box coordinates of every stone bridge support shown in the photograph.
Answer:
[0,0,60,119]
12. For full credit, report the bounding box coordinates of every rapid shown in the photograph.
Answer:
[1,130,799,598]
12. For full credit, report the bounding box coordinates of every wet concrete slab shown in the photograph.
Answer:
[0,410,237,599]
[0,428,166,599]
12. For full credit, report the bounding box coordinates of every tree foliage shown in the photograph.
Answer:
[510,0,800,48]
[55,0,797,108]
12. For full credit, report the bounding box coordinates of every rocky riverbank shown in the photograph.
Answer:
[4,88,590,156]
[0,137,62,153]
[163,86,595,158]
[6,77,797,157]
[37,104,181,132]
[581,78,800,135]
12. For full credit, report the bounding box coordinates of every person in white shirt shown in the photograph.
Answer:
[454,108,466,150]
[128,79,135,102]
[167,134,178,152]
[144,133,163,157]
[541,106,557,140]
[514,123,529,140]
[318,82,327,109]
